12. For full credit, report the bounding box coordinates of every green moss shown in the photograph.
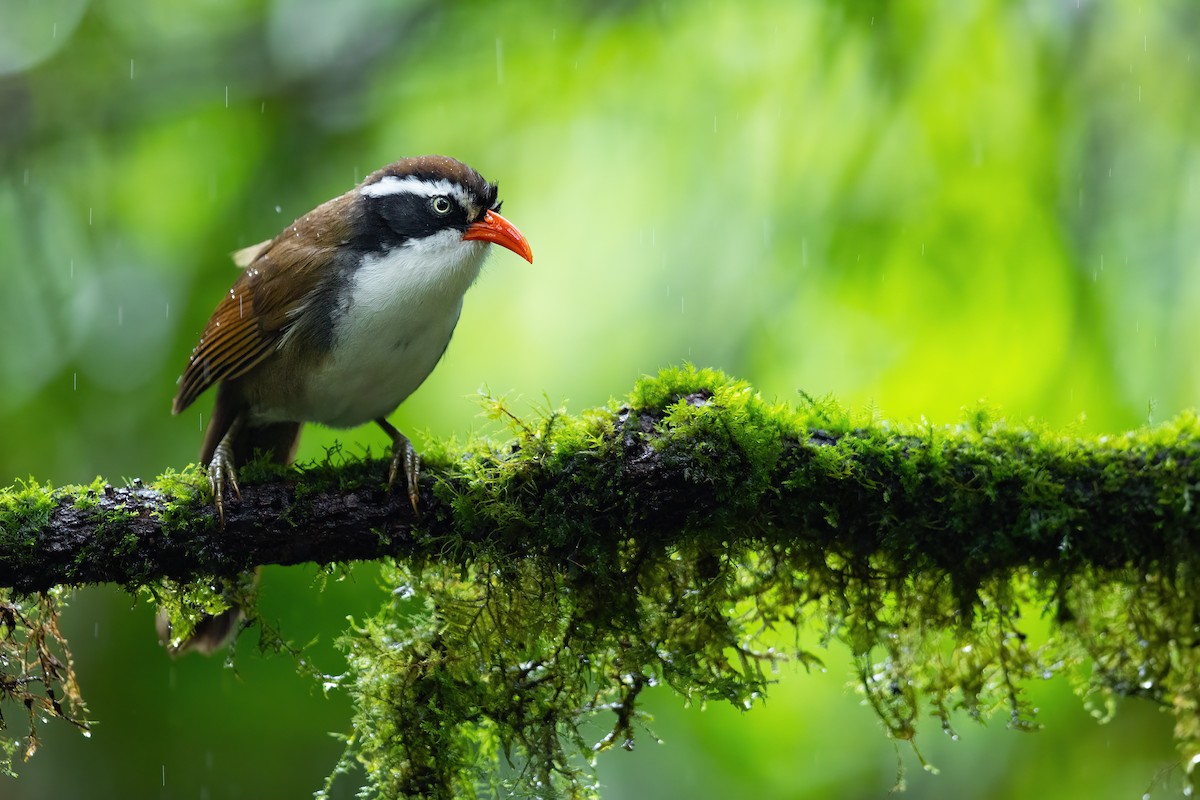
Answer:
[317,367,1200,798]
[8,367,1200,797]
[0,479,55,537]
[67,477,109,512]
[0,479,56,577]
[150,464,210,533]
[142,575,248,651]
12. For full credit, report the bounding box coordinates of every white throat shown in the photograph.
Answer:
[288,233,491,428]
[350,230,489,321]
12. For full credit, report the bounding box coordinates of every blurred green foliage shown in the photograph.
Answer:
[0,0,1196,797]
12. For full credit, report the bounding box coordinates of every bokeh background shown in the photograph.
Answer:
[1,0,1197,797]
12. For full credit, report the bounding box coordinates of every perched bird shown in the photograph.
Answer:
[164,155,533,654]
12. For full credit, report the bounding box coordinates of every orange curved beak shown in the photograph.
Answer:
[464,209,534,264]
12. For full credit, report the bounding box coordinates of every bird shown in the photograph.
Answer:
[163,155,533,654]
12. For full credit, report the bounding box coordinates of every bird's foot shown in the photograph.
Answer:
[208,434,241,526]
[377,418,420,515]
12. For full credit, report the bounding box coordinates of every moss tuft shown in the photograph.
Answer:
[0,480,56,567]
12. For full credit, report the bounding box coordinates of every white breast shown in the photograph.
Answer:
[290,232,490,428]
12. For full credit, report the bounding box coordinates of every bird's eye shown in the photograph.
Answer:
[430,196,453,215]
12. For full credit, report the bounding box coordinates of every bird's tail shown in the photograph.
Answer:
[160,419,302,656]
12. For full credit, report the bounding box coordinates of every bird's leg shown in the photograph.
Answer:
[375,417,419,514]
[208,416,243,525]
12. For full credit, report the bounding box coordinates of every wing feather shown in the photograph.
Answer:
[173,283,276,414]
[172,193,356,415]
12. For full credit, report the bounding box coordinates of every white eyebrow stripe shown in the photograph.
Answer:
[360,175,470,208]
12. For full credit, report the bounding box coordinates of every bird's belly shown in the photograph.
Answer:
[290,302,462,429]
[246,239,486,430]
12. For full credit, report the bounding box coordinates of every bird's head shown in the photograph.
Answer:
[356,155,533,265]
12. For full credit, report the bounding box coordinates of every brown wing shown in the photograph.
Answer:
[172,192,356,415]
[172,269,281,414]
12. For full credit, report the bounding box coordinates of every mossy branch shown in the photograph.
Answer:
[4,366,1200,797]
[3,386,1196,595]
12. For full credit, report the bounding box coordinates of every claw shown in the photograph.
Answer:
[377,417,421,516]
[208,424,242,526]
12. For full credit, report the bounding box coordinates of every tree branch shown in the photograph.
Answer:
[2,376,1198,595]
[2,467,425,594]
[6,367,1200,795]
